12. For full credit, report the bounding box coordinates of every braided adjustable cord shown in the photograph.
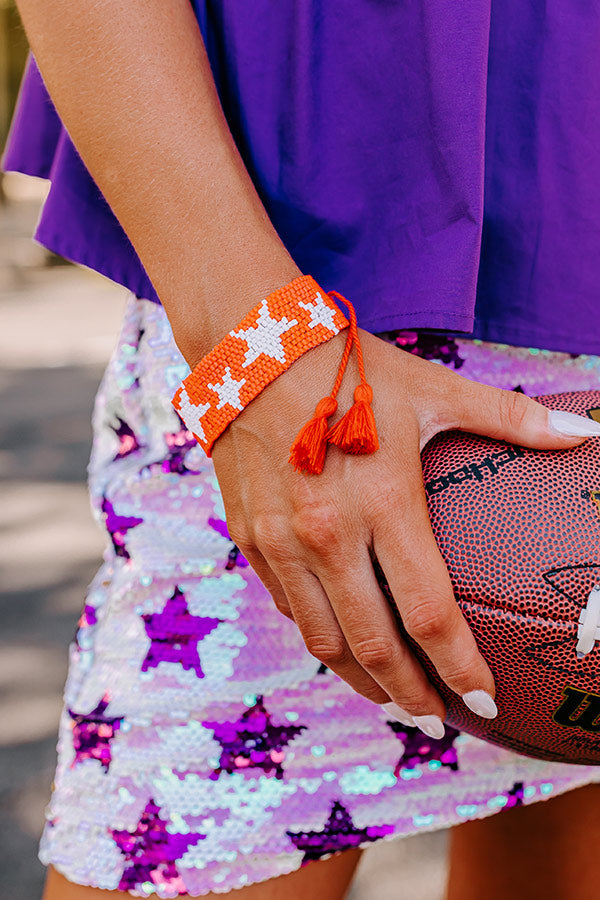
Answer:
[288,289,379,473]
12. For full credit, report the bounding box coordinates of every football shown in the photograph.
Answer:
[381,390,600,765]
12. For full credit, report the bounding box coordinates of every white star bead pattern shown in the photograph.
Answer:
[171,274,350,456]
[208,366,246,411]
[231,299,298,368]
[175,386,210,441]
[298,291,339,332]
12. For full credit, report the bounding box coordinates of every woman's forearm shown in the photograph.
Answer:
[14,0,302,366]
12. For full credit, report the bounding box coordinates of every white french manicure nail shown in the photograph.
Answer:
[462,690,498,719]
[412,715,445,739]
[381,702,415,727]
[548,409,600,437]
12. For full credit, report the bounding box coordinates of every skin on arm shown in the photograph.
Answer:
[15,0,303,366]
[14,0,591,735]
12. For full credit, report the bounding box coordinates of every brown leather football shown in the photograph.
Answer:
[382,390,600,764]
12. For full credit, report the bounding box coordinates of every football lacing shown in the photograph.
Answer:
[576,585,600,659]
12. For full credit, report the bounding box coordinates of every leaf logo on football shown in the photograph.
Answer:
[523,635,599,678]
[523,564,600,675]
[542,562,600,604]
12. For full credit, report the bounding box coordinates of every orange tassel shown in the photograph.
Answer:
[326,383,379,454]
[288,287,379,473]
[289,395,338,474]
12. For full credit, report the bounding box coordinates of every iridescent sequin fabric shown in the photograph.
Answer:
[39,295,600,897]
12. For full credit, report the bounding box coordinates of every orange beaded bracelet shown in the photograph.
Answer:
[171,274,379,474]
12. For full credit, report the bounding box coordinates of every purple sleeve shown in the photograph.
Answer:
[2,51,61,178]
[1,51,159,302]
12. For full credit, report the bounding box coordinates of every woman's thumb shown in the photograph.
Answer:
[448,380,600,449]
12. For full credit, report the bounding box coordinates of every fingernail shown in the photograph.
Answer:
[381,702,415,727]
[412,715,445,739]
[548,409,600,437]
[462,689,498,719]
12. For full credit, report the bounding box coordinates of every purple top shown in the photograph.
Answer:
[3,2,600,354]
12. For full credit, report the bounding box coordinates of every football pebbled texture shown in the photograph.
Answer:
[379,390,600,765]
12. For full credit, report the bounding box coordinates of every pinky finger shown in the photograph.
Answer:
[276,568,392,705]
[241,546,293,619]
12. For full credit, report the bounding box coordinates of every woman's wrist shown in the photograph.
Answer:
[175,269,380,477]
[171,257,305,371]
[172,275,352,454]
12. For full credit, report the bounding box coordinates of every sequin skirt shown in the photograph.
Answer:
[39,294,600,897]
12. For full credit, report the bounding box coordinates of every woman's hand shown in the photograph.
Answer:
[211,328,587,736]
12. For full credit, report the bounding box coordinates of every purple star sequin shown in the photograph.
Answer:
[160,415,200,475]
[208,517,249,569]
[68,693,124,772]
[111,798,204,894]
[505,781,525,808]
[143,420,201,476]
[204,696,306,780]
[376,329,465,369]
[287,800,393,863]
[387,721,460,774]
[141,587,222,678]
[101,496,143,560]
[73,602,98,648]
[78,603,97,628]
[111,417,142,460]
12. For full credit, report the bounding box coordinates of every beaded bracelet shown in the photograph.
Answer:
[171,273,378,474]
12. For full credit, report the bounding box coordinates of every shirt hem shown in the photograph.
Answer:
[6,163,598,359]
